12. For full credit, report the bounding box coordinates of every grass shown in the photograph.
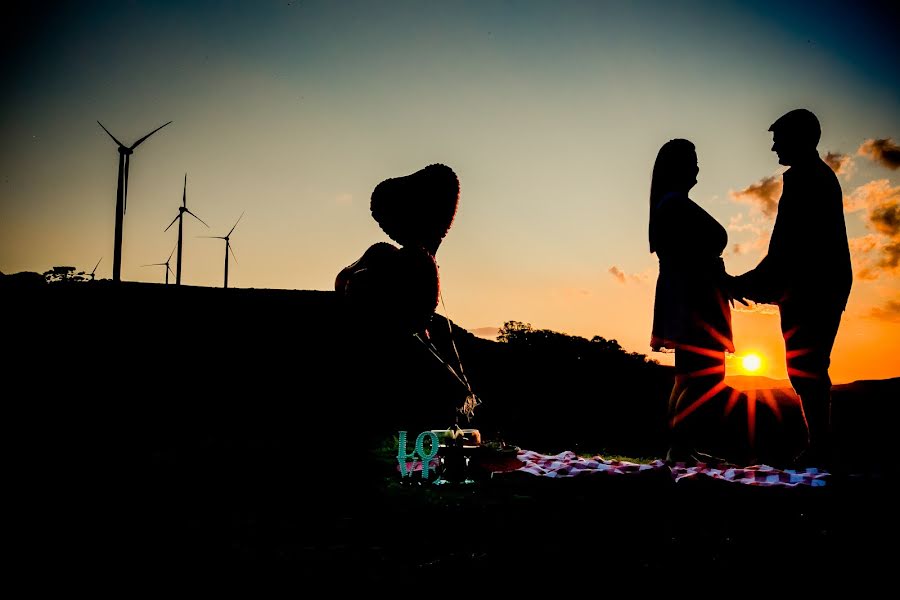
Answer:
[577,452,659,464]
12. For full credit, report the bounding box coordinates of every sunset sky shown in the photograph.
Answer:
[2,1,898,383]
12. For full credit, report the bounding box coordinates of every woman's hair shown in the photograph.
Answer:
[649,138,695,253]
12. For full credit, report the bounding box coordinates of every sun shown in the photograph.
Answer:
[741,353,763,373]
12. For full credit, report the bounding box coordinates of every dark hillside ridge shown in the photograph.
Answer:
[4,275,898,570]
[5,276,897,464]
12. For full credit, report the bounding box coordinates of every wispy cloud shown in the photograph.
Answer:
[823,151,855,178]
[471,326,500,339]
[608,265,626,284]
[607,266,649,285]
[857,138,900,170]
[557,287,592,298]
[868,300,900,323]
[850,234,881,281]
[870,202,900,237]
[730,175,782,218]
[727,213,763,235]
[849,234,879,254]
[846,180,900,280]
[728,230,770,260]
[844,179,897,213]
[877,240,900,271]
[731,302,780,316]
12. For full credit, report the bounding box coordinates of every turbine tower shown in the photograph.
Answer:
[97,120,172,282]
[202,212,243,289]
[88,258,102,281]
[164,174,208,285]
[141,245,177,285]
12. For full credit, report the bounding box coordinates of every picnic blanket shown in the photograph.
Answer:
[504,449,829,487]
[398,449,830,487]
[514,450,664,477]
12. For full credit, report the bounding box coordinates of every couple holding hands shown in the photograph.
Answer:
[650,109,852,465]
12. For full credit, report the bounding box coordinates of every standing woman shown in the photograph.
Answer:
[649,139,735,462]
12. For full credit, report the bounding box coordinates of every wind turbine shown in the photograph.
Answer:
[88,258,102,281]
[202,212,243,289]
[97,119,172,282]
[164,174,208,285]
[141,245,177,285]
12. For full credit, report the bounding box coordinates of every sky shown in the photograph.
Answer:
[2,0,899,383]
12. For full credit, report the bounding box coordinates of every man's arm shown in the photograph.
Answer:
[732,255,783,304]
[731,171,795,304]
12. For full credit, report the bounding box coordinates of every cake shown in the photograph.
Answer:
[430,428,482,448]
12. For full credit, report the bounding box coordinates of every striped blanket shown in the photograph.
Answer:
[510,450,829,487]
[398,449,829,487]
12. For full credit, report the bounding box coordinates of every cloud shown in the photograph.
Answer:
[727,213,763,235]
[853,240,899,280]
[726,212,772,260]
[823,151,854,178]
[844,179,898,213]
[846,180,900,279]
[730,175,782,218]
[470,326,500,339]
[852,240,881,280]
[608,266,651,285]
[557,287,592,298]
[608,265,626,284]
[631,268,653,284]
[731,303,780,316]
[849,233,879,255]
[730,231,771,260]
[858,138,900,170]
[868,300,900,323]
[880,240,900,269]
[870,202,900,237]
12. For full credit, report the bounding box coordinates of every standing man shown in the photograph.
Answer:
[734,109,852,465]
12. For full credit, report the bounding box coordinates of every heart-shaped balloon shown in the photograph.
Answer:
[370,164,459,255]
[336,242,439,334]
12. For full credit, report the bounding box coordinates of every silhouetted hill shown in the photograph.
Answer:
[3,273,671,456]
[725,374,792,390]
[5,274,899,574]
[4,273,896,462]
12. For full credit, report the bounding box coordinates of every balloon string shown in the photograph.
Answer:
[438,290,481,421]
[438,290,472,392]
[414,333,468,391]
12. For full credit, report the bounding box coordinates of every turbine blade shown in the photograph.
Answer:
[182,173,187,208]
[227,211,244,237]
[141,263,166,267]
[164,213,180,232]
[167,264,175,276]
[198,235,226,239]
[185,209,209,228]
[97,121,124,147]
[129,120,172,150]
[228,241,238,265]
[167,244,176,262]
[91,257,102,275]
